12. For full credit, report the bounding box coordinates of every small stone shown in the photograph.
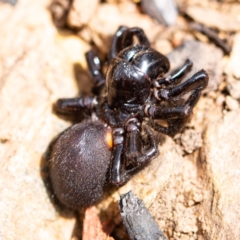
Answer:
[225,33,240,79]
[216,94,225,106]
[193,192,203,203]
[154,39,172,55]
[77,27,92,43]
[186,6,240,32]
[0,0,17,5]
[175,209,198,233]
[67,0,99,29]
[50,0,71,28]
[172,31,186,48]
[227,80,240,100]
[187,200,195,207]
[141,0,178,26]
[225,96,239,110]
[181,129,203,154]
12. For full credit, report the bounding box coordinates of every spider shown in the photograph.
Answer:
[50,26,208,210]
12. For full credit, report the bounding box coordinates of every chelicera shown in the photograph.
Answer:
[50,26,208,210]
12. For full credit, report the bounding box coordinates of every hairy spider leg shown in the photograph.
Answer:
[147,70,208,137]
[110,120,158,186]
[85,50,105,94]
[109,26,150,61]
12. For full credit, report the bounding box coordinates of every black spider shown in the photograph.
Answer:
[50,26,208,210]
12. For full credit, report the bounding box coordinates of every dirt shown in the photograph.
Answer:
[0,0,240,240]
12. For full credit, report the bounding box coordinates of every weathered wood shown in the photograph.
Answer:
[119,191,167,240]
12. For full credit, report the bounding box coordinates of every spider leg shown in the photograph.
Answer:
[109,26,150,61]
[55,51,104,115]
[54,96,97,114]
[146,89,203,137]
[124,118,142,160]
[154,59,193,87]
[110,127,125,185]
[110,119,158,186]
[109,26,128,61]
[170,59,193,83]
[120,27,150,49]
[155,70,208,101]
[148,69,208,136]
[122,126,158,184]
[85,50,105,94]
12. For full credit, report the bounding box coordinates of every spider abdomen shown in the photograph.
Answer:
[50,121,112,209]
